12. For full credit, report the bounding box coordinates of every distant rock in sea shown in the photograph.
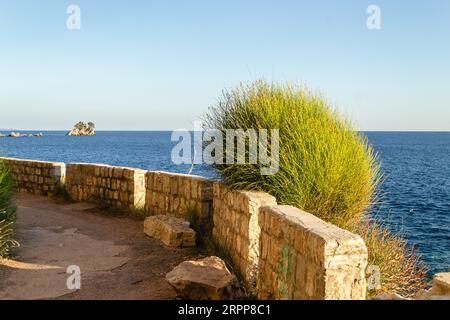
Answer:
[9,132,29,138]
[1,132,44,138]
[67,121,96,136]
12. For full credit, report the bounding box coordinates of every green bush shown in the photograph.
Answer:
[204,80,380,226]
[204,80,427,297]
[0,220,17,258]
[0,160,17,258]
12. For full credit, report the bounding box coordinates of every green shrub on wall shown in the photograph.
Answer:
[204,80,380,227]
[204,80,427,297]
[0,160,17,258]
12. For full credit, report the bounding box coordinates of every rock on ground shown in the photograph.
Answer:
[432,272,450,295]
[166,256,242,300]
[144,215,196,248]
[417,272,450,300]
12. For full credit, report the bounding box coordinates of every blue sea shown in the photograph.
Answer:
[1,131,449,274]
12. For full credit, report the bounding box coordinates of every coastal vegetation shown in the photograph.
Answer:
[67,121,96,136]
[204,80,428,298]
[0,160,17,258]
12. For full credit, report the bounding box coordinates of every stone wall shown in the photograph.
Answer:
[257,205,368,300]
[0,157,65,196]
[3,157,370,300]
[65,163,146,211]
[144,171,213,231]
[212,182,277,287]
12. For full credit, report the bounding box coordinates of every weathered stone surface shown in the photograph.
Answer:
[65,163,144,211]
[4,156,376,300]
[144,171,213,229]
[144,215,196,248]
[416,273,450,300]
[166,256,242,300]
[257,205,368,300]
[0,157,65,197]
[212,182,277,289]
[416,289,450,300]
[432,272,450,295]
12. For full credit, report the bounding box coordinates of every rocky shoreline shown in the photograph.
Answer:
[0,132,43,138]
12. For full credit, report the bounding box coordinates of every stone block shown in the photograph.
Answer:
[432,273,450,295]
[166,256,242,300]
[257,205,368,300]
[144,215,196,248]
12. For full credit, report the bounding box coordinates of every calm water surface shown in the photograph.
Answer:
[365,132,450,275]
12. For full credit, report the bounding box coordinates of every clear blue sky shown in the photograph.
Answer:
[0,0,449,131]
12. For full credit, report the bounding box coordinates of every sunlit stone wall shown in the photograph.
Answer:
[0,157,65,197]
[65,163,146,211]
[4,157,370,300]
[258,205,368,300]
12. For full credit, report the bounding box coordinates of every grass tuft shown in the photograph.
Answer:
[204,80,427,298]
[352,220,429,298]
[0,160,18,258]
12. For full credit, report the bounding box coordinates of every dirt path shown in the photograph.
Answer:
[0,194,191,300]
